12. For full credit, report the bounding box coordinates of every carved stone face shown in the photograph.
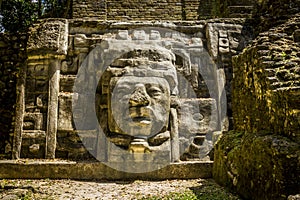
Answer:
[108,76,171,139]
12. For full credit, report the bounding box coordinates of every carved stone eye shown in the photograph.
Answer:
[147,86,163,97]
[192,113,204,121]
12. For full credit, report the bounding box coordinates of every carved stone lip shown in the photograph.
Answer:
[131,116,152,125]
[129,106,151,119]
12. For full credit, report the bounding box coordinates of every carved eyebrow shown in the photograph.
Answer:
[116,80,132,86]
[115,84,131,90]
[147,86,162,92]
[146,84,166,93]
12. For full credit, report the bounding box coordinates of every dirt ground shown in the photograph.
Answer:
[0,178,243,200]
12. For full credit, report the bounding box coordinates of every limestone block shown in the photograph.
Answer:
[61,59,78,74]
[22,130,46,139]
[35,79,48,93]
[29,144,40,154]
[293,29,300,42]
[36,94,48,110]
[150,30,161,40]
[213,131,300,200]
[34,64,49,78]
[178,98,218,137]
[132,30,146,40]
[288,194,300,200]
[219,37,230,54]
[27,19,68,55]
[219,30,228,38]
[219,38,229,47]
[60,75,76,92]
[5,143,11,154]
[116,30,129,40]
[191,37,203,47]
[21,130,46,158]
[74,34,88,47]
[206,23,219,60]
[106,141,171,173]
[219,46,230,54]
[207,23,245,60]
[58,94,74,131]
[23,113,43,130]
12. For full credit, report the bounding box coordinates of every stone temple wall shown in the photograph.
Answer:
[72,0,106,19]
[6,18,252,162]
[72,0,257,20]
[213,13,300,200]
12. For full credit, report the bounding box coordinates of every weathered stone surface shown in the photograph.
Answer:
[59,75,76,92]
[56,130,95,160]
[232,16,300,142]
[178,98,218,136]
[214,13,300,200]
[206,23,248,61]
[21,130,46,158]
[252,0,300,35]
[3,18,251,170]
[27,19,68,55]
[288,194,300,200]
[8,19,252,162]
[23,113,43,130]
[0,160,213,180]
[213,131,300,200]
[58,93,73,131]
[72,0,257,20]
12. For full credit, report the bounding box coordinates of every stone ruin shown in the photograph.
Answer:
[1,0,299,198]
[10,17,251,172]
[0,0,257,175]
[0,0,251,176]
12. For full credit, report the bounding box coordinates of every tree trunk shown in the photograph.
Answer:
[38,0,42,17]
[63,0,71,18]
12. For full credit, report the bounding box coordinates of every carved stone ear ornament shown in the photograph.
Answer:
[170,95,180,108]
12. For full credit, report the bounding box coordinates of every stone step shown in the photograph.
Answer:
[0,160,213,180]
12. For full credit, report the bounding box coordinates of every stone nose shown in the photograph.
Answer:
[129,84,150,107]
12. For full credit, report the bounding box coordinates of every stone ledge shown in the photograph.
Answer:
[0,160,213,180]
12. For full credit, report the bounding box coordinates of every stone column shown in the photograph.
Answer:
[170,108,180,162]
[12,64,26,159]
[27,19,68,159]
[46,59,60,159]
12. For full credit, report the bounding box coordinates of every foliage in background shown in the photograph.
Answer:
[0,0,71,33]
[0,0,39,33]
[42,0,71,18]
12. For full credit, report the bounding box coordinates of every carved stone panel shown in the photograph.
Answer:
[27,19,68,55]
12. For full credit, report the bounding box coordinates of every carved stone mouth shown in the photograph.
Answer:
[131,116,151,125]
[129,106,151,118]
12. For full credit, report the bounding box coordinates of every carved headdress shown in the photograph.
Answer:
[109,48,178,96]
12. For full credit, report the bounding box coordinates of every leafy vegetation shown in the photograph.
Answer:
[42,0,72,18]
[0,0,38,33]
[0,0,71,33]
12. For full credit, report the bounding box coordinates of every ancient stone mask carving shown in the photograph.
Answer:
[109,76,171,138]
[105,48,178,148]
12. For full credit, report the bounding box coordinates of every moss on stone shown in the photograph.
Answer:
[213,131,300,200]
